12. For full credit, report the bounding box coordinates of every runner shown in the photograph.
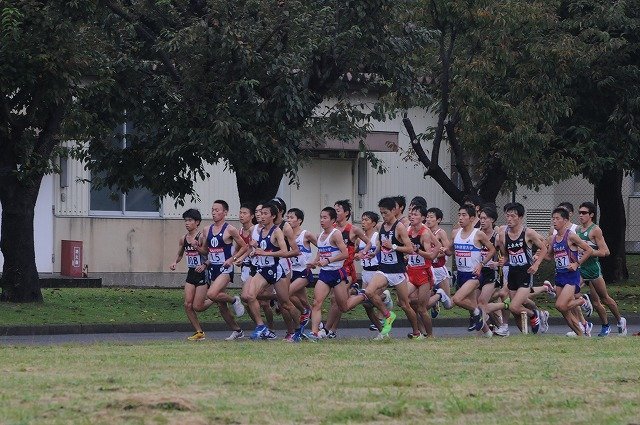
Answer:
[498,202,549,334]
[546,207,594,336]
[577,201,627,336]
[287,207,317,334]
[242,202,300,341]
[447,204,496,333]
[309,207,367,338]
[364,197,421,339]
[199,200,248,337]
[406,204,449,337]
[426,207,453,318]
[394,195,410,227]
[169,209,213,341]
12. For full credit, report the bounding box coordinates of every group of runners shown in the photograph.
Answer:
[169,194,628,341]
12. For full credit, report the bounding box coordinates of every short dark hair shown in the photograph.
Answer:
[240,202,255,213]
[394,195,406,212]
[213,199,229,212]
[322,206,337,221]
[459,204,476,218]
[270,197,286,213]
[410,196,427,208]
[552,207,570,220]
[334,199,352,219]
[378,197,396,211]
[504,202,525,217]
[182,208,202,223]
[262,202,279,218]
[579,201,597,222]
[427,207,443,221]
[481,206,498,222]
[287,207,304,223]
[362,211,379,224]
[557,202,574,213]
[411,204,428,217]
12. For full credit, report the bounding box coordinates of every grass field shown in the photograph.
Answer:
[0,283,639,327]
[1,337,639,424]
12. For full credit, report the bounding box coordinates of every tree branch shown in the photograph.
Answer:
[445,119,474,193]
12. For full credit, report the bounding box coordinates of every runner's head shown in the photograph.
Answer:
[287,208,304,229]
[334,199,352,222]
[458,204,476,227]
[212,200,229,222]
[410,204,428,226]
[552,207,570,231]
[254,203,264,225]
[320,206,337,229]
[463,194,482,217]
[361,211,379,231]
[426,207,443,229]
[409,196,427,210]
[239,203,255,226]
[182,208,202,229]
[479,206,497,231]
[378,197,397,224]
[393,195,406,217]
[578,201,597,224]
[504,202,525,227]
[557,202,574,218]
[261,202,279,226]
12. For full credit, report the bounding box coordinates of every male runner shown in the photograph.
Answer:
[169,209,213,341]
[426,207,453,318]
[577,201,627,336]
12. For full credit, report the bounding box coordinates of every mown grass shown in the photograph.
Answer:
[1,255,639,326]
[1,337,639,424]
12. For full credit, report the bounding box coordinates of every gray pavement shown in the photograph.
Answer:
[1,323,633,345]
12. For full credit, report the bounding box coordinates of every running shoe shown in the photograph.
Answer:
[225,329,244,341]
[566,331,577,337]
[283,333,300,342]
[539,310,550,334]
[584,321,593,337]
[503,297,511,310]
[408,333,425,340]
[436,288,453,309]
[474,308,484,331]
[530,310,540,334]
[381,311,397,336]
[299,309,310,328]
[597,324,611,337]
[305,331,319,342]
[250,325,267,340]
[467,314,476,332]
[494,324,510,337]
[317,328,327,338]
[187,331,205,341]
[618,317,627,336]
[431,302,440,319]
[383,290,393,310]
[482,330,493,338]
[581,294,593,317]
[374,332,390,341]
[232,296,245,317]
[369,324,379,331]
[262,329,278,340]
[326,330,337,339]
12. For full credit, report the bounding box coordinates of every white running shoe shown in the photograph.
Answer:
[543,280,556,299]
[584,321,593,337]
[374,332,389,341]
[566,331,577,337]
[618,317,627,336]
[225,329,244,340]
[494,324,510,337]
[540,310,550,334]
[436,288,453,309]
[382,290,393,310]
[232,296,245,317]
[581,294,593,317]
[317,328,327,339]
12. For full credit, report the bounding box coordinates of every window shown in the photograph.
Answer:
[90,121,160,216]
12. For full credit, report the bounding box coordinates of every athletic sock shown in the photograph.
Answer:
[473,308,480,316]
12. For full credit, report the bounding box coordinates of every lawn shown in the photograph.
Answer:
[1,337,639,424]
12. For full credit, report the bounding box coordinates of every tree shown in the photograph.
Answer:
[557,0,640,281]
[0,2,135,302]
[398,0,582,205]
[80,0,422,207]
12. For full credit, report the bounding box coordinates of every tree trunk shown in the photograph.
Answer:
[235,161,284,207]
[594,167,628,283]
[0,174,44,303]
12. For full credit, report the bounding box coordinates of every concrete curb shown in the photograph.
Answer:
[2,316,638,336]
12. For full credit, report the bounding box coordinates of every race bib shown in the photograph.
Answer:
[380,249,398,265]
[408,254,425,267]
[554,252,569,269]
[509,249,527,266]
[208,247,225,265]
[186,252,202,268]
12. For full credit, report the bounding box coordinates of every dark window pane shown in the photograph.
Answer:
[90,185,122,211]
[125,188,158,212]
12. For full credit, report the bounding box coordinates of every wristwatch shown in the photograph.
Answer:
[391,243,398,251]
